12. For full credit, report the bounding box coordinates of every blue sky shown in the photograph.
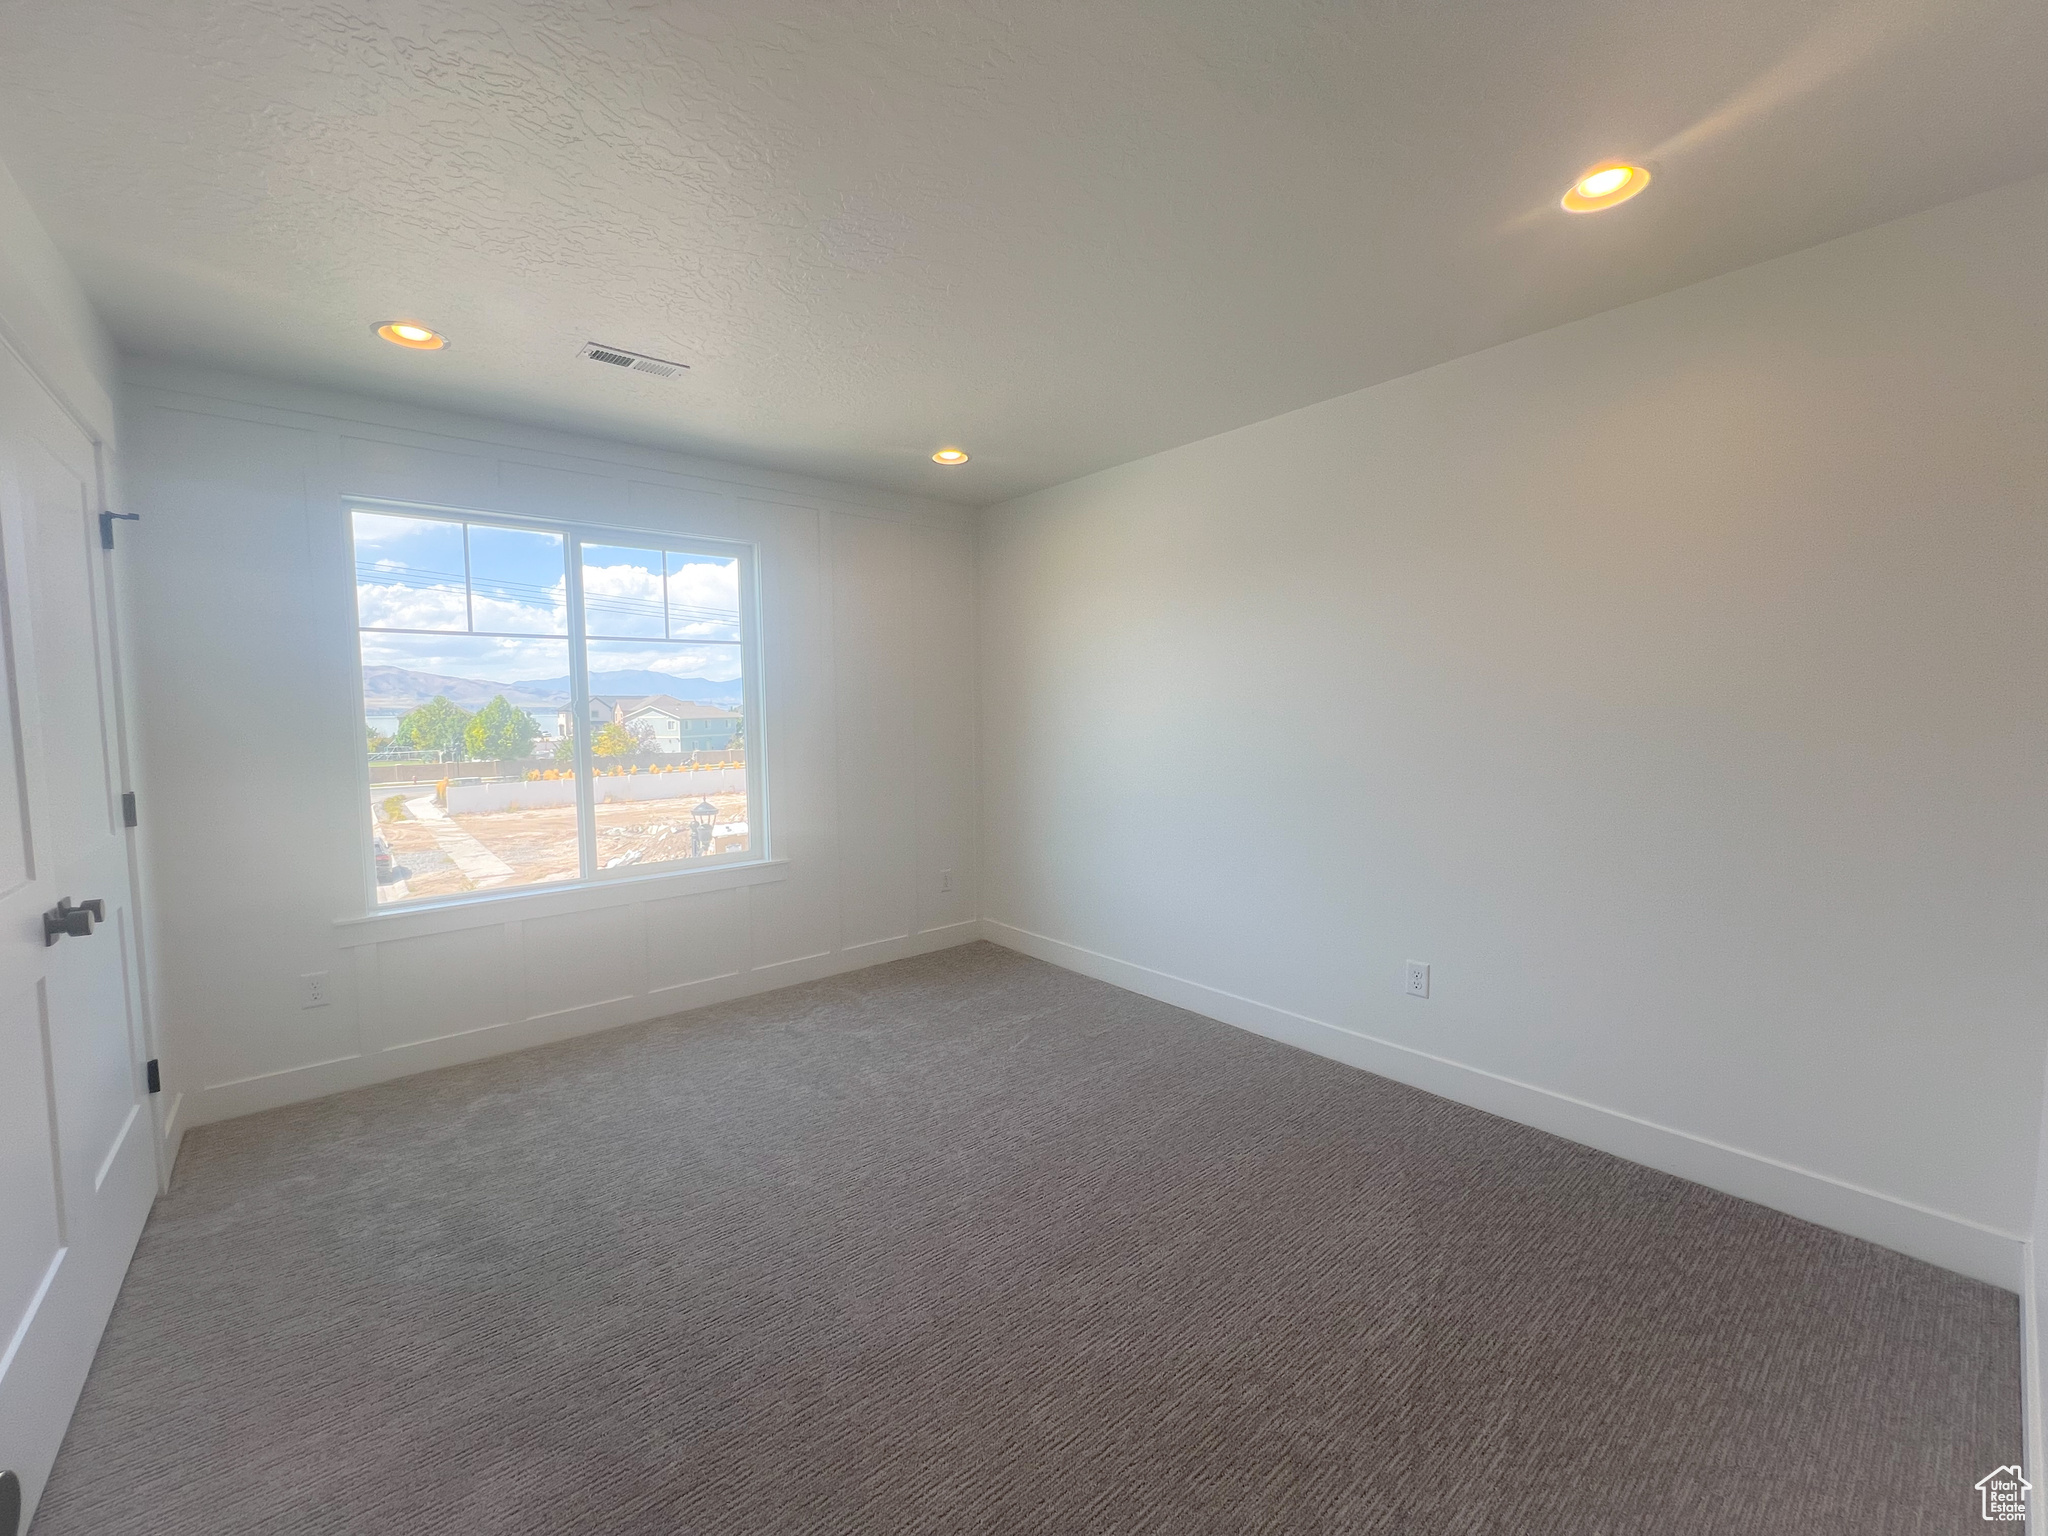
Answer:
[353,511,743,687]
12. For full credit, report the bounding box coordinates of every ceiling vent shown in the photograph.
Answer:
[578,342,690,379]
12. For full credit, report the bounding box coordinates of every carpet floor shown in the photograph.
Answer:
[35,942,2017,1533]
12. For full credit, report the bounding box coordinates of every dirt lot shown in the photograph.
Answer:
[378,792,749,902]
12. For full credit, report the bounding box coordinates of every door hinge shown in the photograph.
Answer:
[145,1058,161,1094]
[99,510,139,550]
[122,790,137,828]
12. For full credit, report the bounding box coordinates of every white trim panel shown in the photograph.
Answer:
[182,920,981,1129]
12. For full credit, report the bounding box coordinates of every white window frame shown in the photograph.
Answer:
[347,498,768,915]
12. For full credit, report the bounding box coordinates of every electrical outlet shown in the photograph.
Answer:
[940,868,955,892]
[300,971,329,1009]
[1404,961,1430,999]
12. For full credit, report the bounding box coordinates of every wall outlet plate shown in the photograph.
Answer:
[300,971,329,1009]
[940,868,955,892]
[1404,961,1430,999]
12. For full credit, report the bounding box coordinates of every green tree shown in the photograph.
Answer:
[464,695,539,760]
[592,721,639,758]
[367,727,391,753]
[392,696,470,756]
[553,735,576,763]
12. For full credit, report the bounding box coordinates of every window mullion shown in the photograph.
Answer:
[563,534,598,881]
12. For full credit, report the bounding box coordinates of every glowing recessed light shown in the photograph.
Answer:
[931,448,970,465]
[374,321,449,349]
[1561,162,1651,213]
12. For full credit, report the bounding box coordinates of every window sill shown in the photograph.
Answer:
[333,858,788,947]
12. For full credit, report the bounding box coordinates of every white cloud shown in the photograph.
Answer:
[582,561,667,638]
[587,644,744,682]
[669,559,739,607]
[582,562,665,601]
[358,578,566,635]
[580,557,740,639]
[471,582,567,634]
[668,560,740,639]
[355,580,468,631]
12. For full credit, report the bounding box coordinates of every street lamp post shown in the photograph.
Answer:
[690,798,718,858]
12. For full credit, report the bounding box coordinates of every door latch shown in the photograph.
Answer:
[42,897,104,946]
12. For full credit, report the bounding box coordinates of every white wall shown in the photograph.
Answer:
[0,155,116,441]
[120,361,979,1141]
[978,177,2048,1290]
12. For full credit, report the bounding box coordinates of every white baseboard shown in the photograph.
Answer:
[981,918,2024,1292]
[179,921,981,1131]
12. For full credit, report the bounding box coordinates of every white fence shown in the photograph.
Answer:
[442,767,746,814]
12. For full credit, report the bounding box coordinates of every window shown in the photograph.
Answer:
[353,505,759,908]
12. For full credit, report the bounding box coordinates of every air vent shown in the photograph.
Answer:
[578,341,690,379]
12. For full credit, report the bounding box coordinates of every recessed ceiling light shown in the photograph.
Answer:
[931,448,970,465]
[374,321,448,349]
[1561,162,1651,213]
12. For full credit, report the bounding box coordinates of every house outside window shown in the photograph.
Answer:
[352,504,763,908]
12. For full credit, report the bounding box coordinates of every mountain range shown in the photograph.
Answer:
[520,671,744,705]
[362,666,742,710]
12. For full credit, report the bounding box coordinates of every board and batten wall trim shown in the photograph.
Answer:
[183,921,980,1129]
[120,363,979,1144]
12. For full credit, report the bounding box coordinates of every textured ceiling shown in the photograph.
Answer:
[0,0,2043,504]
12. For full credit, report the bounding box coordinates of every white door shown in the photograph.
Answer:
[0,341,157,1533]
